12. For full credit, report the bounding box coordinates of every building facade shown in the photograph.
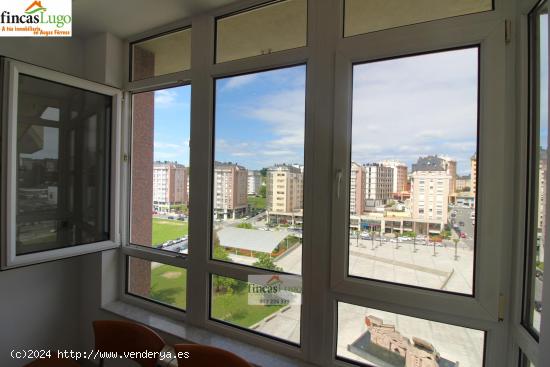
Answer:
[214,162,248,219]
[412,155,457,194]
[266,164,303,214]
[364,163,393,207]
[247,170,262,195]
[471,153,477,198]
[455,175,472,192]
[152,162,188,212]
[350,162,366,215]
[379,160,408,194]
[410,171,451,234]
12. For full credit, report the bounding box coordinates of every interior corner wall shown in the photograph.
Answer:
[0,37,86,366]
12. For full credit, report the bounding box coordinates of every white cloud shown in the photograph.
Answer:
[154,89,177,106]
[222,74,259,91]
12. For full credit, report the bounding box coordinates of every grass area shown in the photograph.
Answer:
[248,195,266,210]
[150,264,187,309]
[537,262,544,271]
[211,288,283,328]
[152,218,188,246]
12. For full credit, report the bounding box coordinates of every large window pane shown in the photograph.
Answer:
[130,86,191,254]
[525,2,548,335]
[348,48,479,294]
[127,257,187,310]
[337,302,485,367]
[210,274,300,344]
[131,28,191,81]
[16,74,111,255]
[216,0,307,63]
[212,66,306,275]
[344,0,492,37]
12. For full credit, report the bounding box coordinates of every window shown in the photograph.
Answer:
[343,0,493,37]
[524,0,548,336]
[2,59,121,269]
[211,66,306,275]
[131,28,191,81]
[210,274,300,344]
[130,86,191,254]
[347,48,479,294]
[337,302,485,367]
[215,0,307,63]
[127,256,187,310]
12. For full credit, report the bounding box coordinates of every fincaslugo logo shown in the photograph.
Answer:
[0,0,72,37]
[248,274,302,306]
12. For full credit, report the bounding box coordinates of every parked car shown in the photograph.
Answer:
[459,221,465,226]
[460,232,467,238]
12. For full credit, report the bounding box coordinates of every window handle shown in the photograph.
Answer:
[336,169,343,199]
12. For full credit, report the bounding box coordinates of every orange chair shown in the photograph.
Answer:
[174,344,254,367]
[93,320,166,367]
[24,356,79,367]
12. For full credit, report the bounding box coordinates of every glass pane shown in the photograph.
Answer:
[127,257,187,310]
[130,86,191,254]
[344,0,493,37]
[348,48,479,294]
[519,350,535,367]
[337,302,485,367]
[526,3,548,335]
[210,274,300,344]
[212,66,306,275]
[16,74,111,255]
[131,28,191,81]
[216,0,307,63]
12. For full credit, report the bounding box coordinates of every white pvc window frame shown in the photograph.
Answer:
[1,59,123,269]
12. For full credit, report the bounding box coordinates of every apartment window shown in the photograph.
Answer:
[343,0,493,37]
[346,48,478,294]
[524,0,548,337]
[2,59,121,269]
[336,302,485,367]
[215,0,307,63]
[127,256,187,310]
[211,65,305,275]
[131,28,191,81]
[130,86,191,254]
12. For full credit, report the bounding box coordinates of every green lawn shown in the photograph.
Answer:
[150,264,187,309]
[152,218,188,246]
[248,195,266,210]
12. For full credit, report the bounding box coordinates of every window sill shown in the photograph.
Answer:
[102,301,315,367]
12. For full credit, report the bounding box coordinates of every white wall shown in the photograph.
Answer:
[0,34,123,366]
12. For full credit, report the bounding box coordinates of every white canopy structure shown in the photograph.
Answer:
[217,227,289,253]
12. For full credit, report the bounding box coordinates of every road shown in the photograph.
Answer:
[450,206,475,250]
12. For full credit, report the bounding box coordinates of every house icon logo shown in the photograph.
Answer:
[24,1,46,14]
[266,275,283,286]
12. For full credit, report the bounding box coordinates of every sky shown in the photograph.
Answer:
[152,43,545,175]
[540,13,548,150]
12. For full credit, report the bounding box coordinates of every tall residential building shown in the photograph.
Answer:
[539,149,547,253]
[410,171,451,232]
[213,162,248,219]
[350,162,366,215]
[152,162,188,211]
[456,175,472,192]
[471,153,477,198]
[412,155,457,194]
[267,164,303,213]
[364,163,393,207]
[247,170,262,195]
[379,160,408,194]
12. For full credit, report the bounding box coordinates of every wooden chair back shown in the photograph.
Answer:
[93,320,165,367]
[174,344,254,367]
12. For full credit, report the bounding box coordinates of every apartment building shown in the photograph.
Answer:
[412,155,457,194]
[410,171,451,234]
[350,162,366,215]
[456,175,472,192]
[266,164,303,213]
[364,163,393,207]
[213,162,248,219]
[247,170,262,195]
[379,160,408,194]
[152,162,188,212]
[539,149,547,251]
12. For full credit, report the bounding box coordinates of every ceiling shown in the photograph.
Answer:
[72,0,241,39]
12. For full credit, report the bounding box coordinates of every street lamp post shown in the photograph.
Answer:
[453,238,459,260]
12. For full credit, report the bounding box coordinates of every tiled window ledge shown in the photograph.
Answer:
[102,301,316,367]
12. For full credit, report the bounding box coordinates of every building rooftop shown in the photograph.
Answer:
[217,227,290,253]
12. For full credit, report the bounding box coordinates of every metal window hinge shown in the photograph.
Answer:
[498,293,505,322]
[122,153,129,162]
[505,19,512,44]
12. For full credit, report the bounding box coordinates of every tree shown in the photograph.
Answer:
[212,274,239,294]
[260,168,268,177]
[259,185,267,198]
[212,230,231,262]
[253,253,283,271]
